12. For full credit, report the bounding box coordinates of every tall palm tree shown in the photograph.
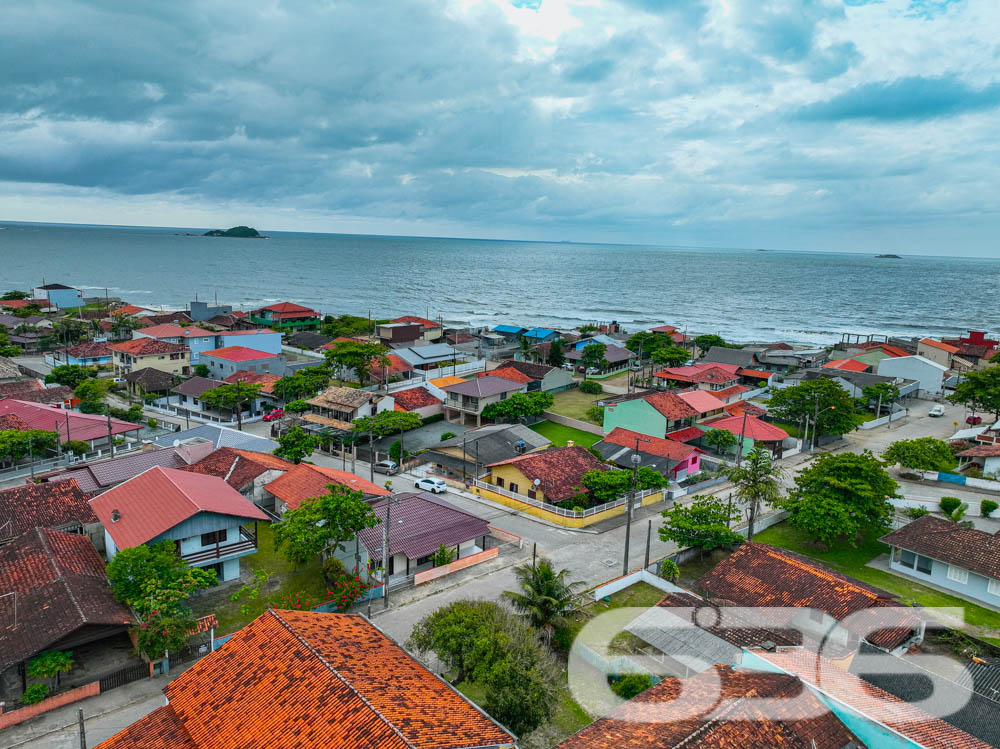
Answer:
[726,446,785,541]
[502,559,583,642]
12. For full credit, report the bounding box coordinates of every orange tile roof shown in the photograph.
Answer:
[391,315,441,330]
[675,389,726,414]
[822,357,869,372]
[391,386,442,411]
[476,367,535,384]
[921,337,960,354]
[712,384,750,400]
[265,463,391,509]
[737,368,772,380]
[115,304,150,316]
[180,447,294,490]
[641,391,700,421]
[428,375,466,388]
[702,415,788,442]
[96,610,515,749]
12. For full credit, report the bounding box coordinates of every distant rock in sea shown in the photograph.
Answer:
[203,226,266,238]
[875,253,902,259]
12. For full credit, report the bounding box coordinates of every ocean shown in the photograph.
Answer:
[1,221,995,346]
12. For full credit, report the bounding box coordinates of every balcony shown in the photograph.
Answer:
[446,396,481,414]
[181,527,257,565]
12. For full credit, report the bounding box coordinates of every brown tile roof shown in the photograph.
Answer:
[698,543,917,650]
[642,392,700,421]
[223,369,282,394]
[601,427,697,463]
[391,315,441,330]
[265,463,391,510]
[308,385,374,410]
[371,354,415,382]
[96,610,515,749]
[0,528,134,672]
[654,591,802,648]
[558,665,861,749]
[487,445,607,502]
[880,514,1000,581]
[957,443,1000,458]
[65,340,113,359]
[0,412,32,430]
[172,375,225,397]
[723,400,767,418]
[0,479,98,541]
[0,380,42,398]
[391,386,441,411]
[109,338,188,356]
[15,384,75,404]
[478,367,536,384]
[123,367,178,391]
[181,447,294,490]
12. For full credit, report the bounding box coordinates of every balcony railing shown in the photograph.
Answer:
[181,527,257,565]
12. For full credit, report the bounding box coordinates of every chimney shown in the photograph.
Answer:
[760,640,777,652]
[141,440,156,452]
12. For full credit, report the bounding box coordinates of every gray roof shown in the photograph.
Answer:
[703,346,757,367]
[124,367,179,391]
[154,424,278,452]
[625,606,741,674]
[172,376,226,398]
[394,343,462,365]
[433,423,551,465]
[442,375,525,397]
[357,492,489,560]
[47,448,188,491]
[591,441,676,474]
[565,344,635,363]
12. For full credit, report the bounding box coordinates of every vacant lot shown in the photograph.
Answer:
[531,420,601,448]
[548,388,602,421]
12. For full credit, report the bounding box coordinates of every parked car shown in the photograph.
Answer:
[630,361,642,370]
[111,377,125,384]
[967,415,983,425]
[263,408,284,422]
[585,367,600,375]
[928,405,945,417]
[374,459,398,475]
[414,477,447,494]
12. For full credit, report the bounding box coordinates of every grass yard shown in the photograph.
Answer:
[548,389,602,422]
[754,522,1000,644]
[531,420,601,448]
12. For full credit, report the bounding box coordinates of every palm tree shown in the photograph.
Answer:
[726,446,785,541]
[502,559,583,642]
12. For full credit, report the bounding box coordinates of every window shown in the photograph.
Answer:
[527,489,536,499]
[509,482,519,494]
[496,477,504,488]
[988,579,1000,597]
[916,555,933,575]
[891,547,901,563]
[899,550,916,569]
[947,565,969,584]
[416,553,434,566]
[201,529,228,546]
[202,338,210,342]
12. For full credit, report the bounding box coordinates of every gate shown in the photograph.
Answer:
[98,661,149,692]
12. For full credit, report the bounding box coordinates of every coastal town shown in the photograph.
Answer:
[2,283,1000,748]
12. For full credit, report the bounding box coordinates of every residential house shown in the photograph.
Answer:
[134,324,217,363]
[391,386,443,419]
[0,479,100,547]
[491,359,574,392]
[957,443,1000,476]
[602,391,699,438]
[0,298,53,313]
[703,346,758,369]
[48,340,114,368]
[0,528,134,700]
[109,337,189,377]
[31,282,83,309]
[427,423,551,478]
[180,447,294,505]
[122,366,179,399]
[573,333,621,350]
[167,376,226,417]
[700,414,790,457]
[675,389,727,420]
[698,542,921,654]
[93,610,515,749]
[943,331,999,370]
[377,321,424,345]
[307,386,393,426]
[557,666,864,749]
[390,315,444,342]
[565,343,635,374]
[201,311,251,331]
[876,354,948,395]
[594,427,701,481]
[822,357,870,373]
[442,375,527,427]
[90,466,269,582]
[152,424,278,452]
[652,363,748,402]
[201,346,285,378]
[394,342,464,371]
[491,324,526,343]
[881,515,1000,609]
[918,337,960,369]
[212,328,284,355]
[649,323,690,346]
[355,492,491,580]
[0,379,76,407]
[522,327,560,344]
[370,353,415,384]
[223,369,282,399]
[138,311,194,327]
[0,399,141,450]
[264,463,390,515]
[755,347,828,372]
[484,445,608,505]
[248,301,321,331]
[802,369,918,400]
[188,300,233,322]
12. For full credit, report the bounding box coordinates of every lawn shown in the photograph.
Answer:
[754,522,1000,643]
[531,420,601,448]
[548,389,602,422]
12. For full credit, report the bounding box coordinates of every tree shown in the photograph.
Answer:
[579,343,606,374]
[51,319,88,345]
[480,392,554,422]
[625,331,663,357]
[703,429,738,454]
[45,364,98,389]
[272,367,332,401]
[776,451,898,547]
[948,366,1000,418]
[659,495,742,550]
[109,312,143,339]
[199,382,263,425]
[272,482,379,565]
[319,314,372,339]
[586,405,605,425]
[0,429,59,464]
[726,447,785,541]
[62,439,89,457]
[862,382,900,415]
[106,540,215,607]
[659,558,680,581]
[407,600,508,685]
[1,290,29,300]
[389,439,405,463]
[27,651,74,690]
[578,467,663,505]
[74,378,112,413]
[503,559,583,641]
[694,334,728,354]
[882,437,957,472]
[193,363,210,377]
[767,378,858,441]
[324,340,390,385]
[432,544,455,567]
[481,647,558,736]
[272,426,319,464]
[546,339,565,368]
[610,673,652,699]
[651,345,689,368]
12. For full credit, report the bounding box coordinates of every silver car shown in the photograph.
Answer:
[374,459,398,475]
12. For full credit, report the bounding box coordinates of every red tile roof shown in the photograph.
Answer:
[0,412,31,430]
[90,466,269,549]
[223,369,282,394]
[920,337,960,354]
[641,392,699,421]
[371,353,414,381]
[254,302,320,319]
[822,357,869,372]
[391,386,441,412]
[265,463,391,510]
[649,324,677,333]
[180,447,294,490]
[711,384,750,400]
[665,425,705,443]
[96,610,515,749]
[138,324,214,338]
[391,315,441,330]
[876,344,912,358]
[702,415,789,442]
[558,665,861,749]
[653,363,740,385]
[675,389,726,414]
[477,367,535,384]
[880,514,1000,581]
[65,340,113,359]
[487,445,607,502]
[957,443,1000,458]
[0,528,133,672]
[602,427,697,463]
[724,400,766,418]
[698,542,917,650]
[0,399,140,441]
[0,479,97,541]
[115,304,150,316]
[494,360,556,380]
[203,345,278,362]
[737,368,772,380]
[109,338,188,356]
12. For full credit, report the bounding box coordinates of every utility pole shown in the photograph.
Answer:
[78,708,86,749]
[381,495,403,611]
[368,425,375,483]
[235,380,244,431]
[643,519,652,570]
[462,433,468,483]
[733,407,749,466]
[106,406,114,457]
[622,434,650,577]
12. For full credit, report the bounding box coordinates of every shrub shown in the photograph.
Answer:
[431,544,455,567]
[982,499,999,517]
[966,465,984,478]
[21,683,49,705]
[285,399,311,413]
[61,440,88,457]
[609,673,652,700]
[585,405,604,424]
[659,558,680,581]
[147,417,158,429]
[323,557,348,585]
[552,624,575,652]
[940,496,962,515]
[579,380,603,394]
[421,413,445,426]
[904,506,931,520]
[439,432,457,441]
[951,502,969,522]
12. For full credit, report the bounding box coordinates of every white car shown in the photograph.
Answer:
[585,367,600,375]
[415,477,447,494]
[928,405,945,417]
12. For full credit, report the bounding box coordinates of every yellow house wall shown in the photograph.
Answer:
[488,465,547,502]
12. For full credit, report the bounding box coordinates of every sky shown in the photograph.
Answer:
[1,0,998,255]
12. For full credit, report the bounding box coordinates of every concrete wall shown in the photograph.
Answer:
[541,411,604,436]
[0,681,100,729]
[876,356,945,395]
[470,483,664,528]
[414,546,498,585]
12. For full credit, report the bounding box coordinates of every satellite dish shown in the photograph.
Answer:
[172,439,180,447]
[533,478,541,486]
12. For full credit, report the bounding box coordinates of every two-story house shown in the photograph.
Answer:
[133,324,217,364]
[602,391,699,438]
[47,340,114,368]
[389,315,444,342]
[249,302,321,331]
[32,282,83,309]
[89,466,269,582]
[202,346,286,378]
[109,337,190,376]
[652,363,748,402]
[442,376,527,427]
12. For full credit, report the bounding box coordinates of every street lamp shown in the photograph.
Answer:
[622,440,647,576]
[806,405,836,452]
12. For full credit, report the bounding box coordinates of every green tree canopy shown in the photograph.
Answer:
[110,312,144,339]
[578,466,664,505]
[703,428,738,454]
[480,391,554,422]
[546,339,566,368]
[727,446,785,540]
[45,364,98,389]
[767,378,858,440]
[862,382,900,413]
[579,343,607,372]
[192,363,210,377]
[352,409,423,438]
[776,450,898,547]
[273,426,319,464]
[651,345,689,368]
[0,429,59,463]
[948,366,1000,418]
[659,494,742,550]
[324,341,390,385]
[502,559,583,639]
[319,314,372,339]
[1,290,29,300]
[74,377,112,412]
[625,331,665,356]
[882,437,957,472]
[199,382,263,414]
[694,334,728,353]
[272,482,379,565]
[272,367,332,401]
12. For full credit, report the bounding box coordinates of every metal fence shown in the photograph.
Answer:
[473,479,657,518]
[97,661,149,692]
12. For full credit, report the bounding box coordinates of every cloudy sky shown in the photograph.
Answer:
[1,0,998,254]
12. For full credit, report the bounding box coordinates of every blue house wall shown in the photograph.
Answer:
[886,546,1000,609]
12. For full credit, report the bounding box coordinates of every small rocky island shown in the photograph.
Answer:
[875,253,902,259]
[203,226,266,238]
